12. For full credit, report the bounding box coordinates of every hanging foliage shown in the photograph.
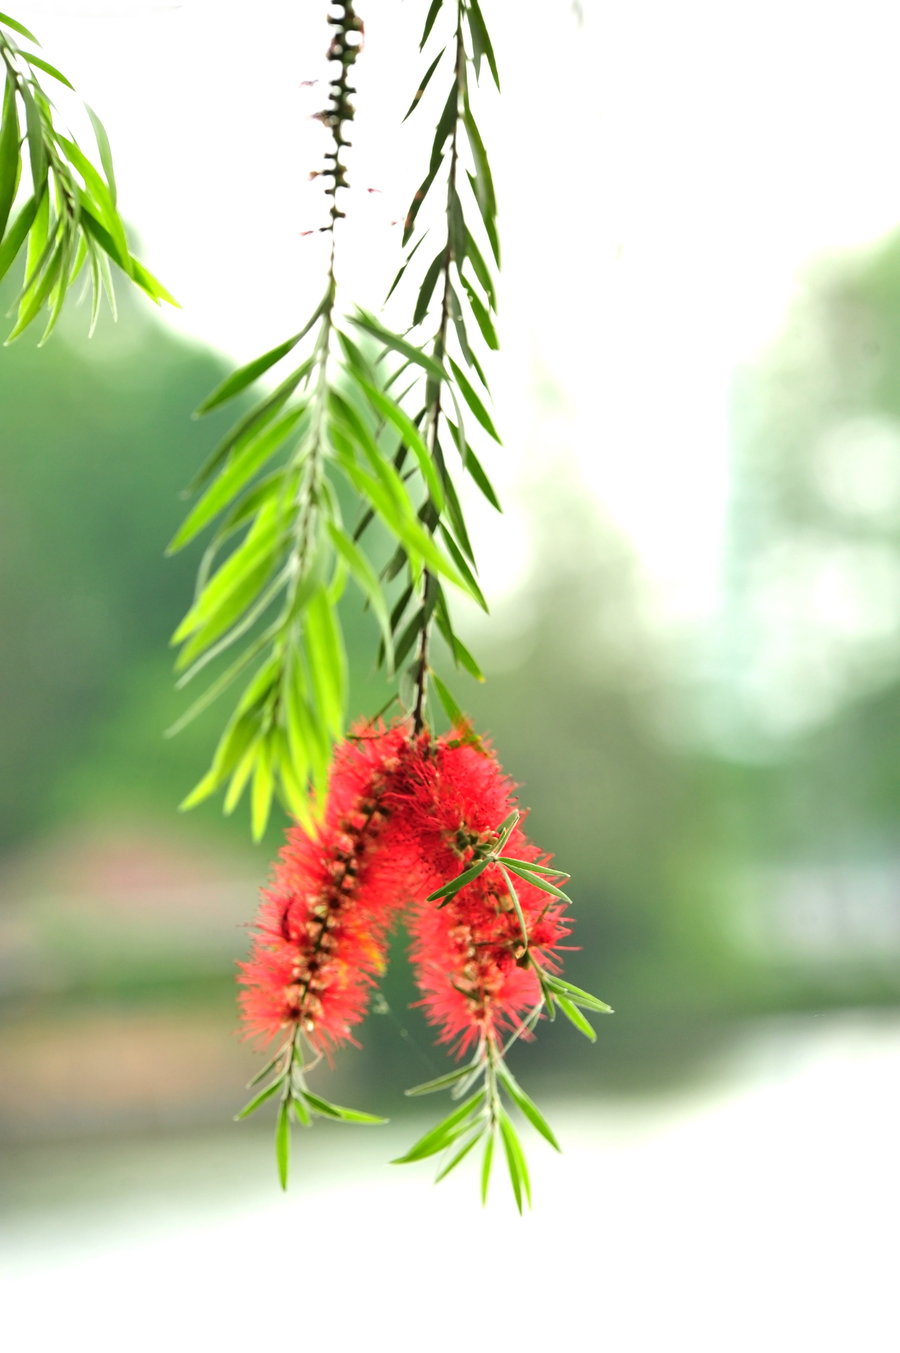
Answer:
[0,0,612,1209]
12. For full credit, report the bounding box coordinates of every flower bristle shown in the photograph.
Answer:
[239,721,574,1059]
[402,731,572,1056]
[238,721,419,1054]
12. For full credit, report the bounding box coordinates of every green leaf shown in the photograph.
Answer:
[391,1091,486,1163]
[413,249,445,326]
[173,497,285,640]
[430,85,456,173]
[403,47,446,121]
[275,1098,291,1190]
[57,136,127,256]
[0,12,39,42]
[385,230,428,303]
[461,275,499,348]
[440,461,475,561]
[463,229,496,310]
[496,866,530,954]
[498,1110,531,1212]
[283,664,322,804]
[426,858,489,903]
[403,161,441,246]
[188,365,309,492]
[405,1065,475,1097]
[466,0,500,89]
[555,995,597,1042]
[498,860,572,902]
[420,0,442,48]
[304,586,347,739]
[356,377,444,510]
[448,357,501,442]
[434,598,484,679]
[174,553,283,674]
[434,1129,482,1182]
[439,525,487,612]
[250,741,275,841]
[431,672,468,731]
[168,407,305,553]
[19,181,48,286]
[447,183,466,265]
[246,1050,283,1089]
[223,739,260,816]
[445,423,501,509]
[447,284,487,388]
[178,768,220,812]
[291,1094,311,1128]
[37,232,74,346]
[327,522,395,671]
[463,106,496,220]
[23,52,73,88]
[234,1077,283,1121]
[78,201,128,271]
[0,72,21,241]
[126,254,178,306]
[480,1131,494,1205]
[546,977,614,1014]
[497,1067,561,1151]
[196,333,307,414]
[302,1092,387,1124]
[86,105,117,204]
[7,230,61,341]
[335,326,377,381]
[165,644,272,740]
[350,309,444,382]
[494,810,520,844]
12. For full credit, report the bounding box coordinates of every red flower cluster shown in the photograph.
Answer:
[238,722,571,1058]
[399,736,570,1055]
[238,724,419,1053]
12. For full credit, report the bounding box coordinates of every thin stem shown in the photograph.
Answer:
[411,4,466,729]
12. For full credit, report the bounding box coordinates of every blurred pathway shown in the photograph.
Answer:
[3,1012,898,1353]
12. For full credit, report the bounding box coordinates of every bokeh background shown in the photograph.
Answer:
[2,1,900,1349]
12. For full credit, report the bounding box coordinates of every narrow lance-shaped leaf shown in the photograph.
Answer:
[497,1066,561,1152]
[86,105,117,202]
[23,52,73,88]
[403,46,446,121]
[426,858,490,903]
[448,357,501,442]
[357,377,445,510]
[434,1130,482,1182]
[391,1091,486,1164]
[250,738,275,841]
[466,0,501,90]
[419,0,442,48]
[0,73,21,240]
[275,1098,291,1190]
[168,407,306,553]
[0,11,39,41]
[498,1110,531,1212]
[196,332,308,414]
[302,1092,387,1125]
[235,1077,283,1121]
[555,994,597,1042]
[350,309,445,382]
[406,1065,475,1097]
[480,1131,494,1205]
[326,521,395,671]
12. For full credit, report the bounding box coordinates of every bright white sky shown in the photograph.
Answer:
[17,0,900,626]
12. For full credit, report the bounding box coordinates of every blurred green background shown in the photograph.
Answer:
[1,225,898,1158]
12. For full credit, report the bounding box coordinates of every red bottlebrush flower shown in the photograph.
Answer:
[238,722,420,1055]
[401,732,572,1056]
